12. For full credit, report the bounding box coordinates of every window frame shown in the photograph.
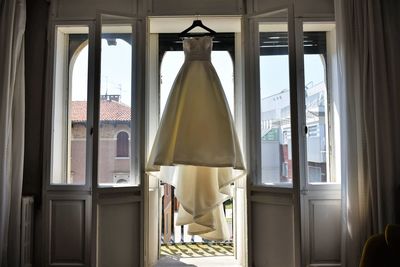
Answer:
[45,20,95,191]
[249,16,339,191]
[302,21,340,190]
[44,17,143,191]
[254,15,298,189]
[93,15,141,188]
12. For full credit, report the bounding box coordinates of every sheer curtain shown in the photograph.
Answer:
[335,0,400,266]
[0,0,26,266]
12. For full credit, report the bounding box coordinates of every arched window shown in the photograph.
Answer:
[116,131,129,157]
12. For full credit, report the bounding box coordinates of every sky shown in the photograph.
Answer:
[72,39,132,105]
[72,39,325,111]
[260,54,325,99]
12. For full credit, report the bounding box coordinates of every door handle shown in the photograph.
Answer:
[300,188,309,195]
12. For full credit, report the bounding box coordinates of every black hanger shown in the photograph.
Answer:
[178,20,216,38]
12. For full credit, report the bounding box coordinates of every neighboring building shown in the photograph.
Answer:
[304,82,328,182]
[260,81,327,184]
[70,94,132,185]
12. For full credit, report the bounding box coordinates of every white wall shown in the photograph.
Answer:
[51,0,138,19]
[50,0,334,19]
[248,0,333,18]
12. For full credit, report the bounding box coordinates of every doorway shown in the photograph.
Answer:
[145,17,246,267]
[159,33,235,258]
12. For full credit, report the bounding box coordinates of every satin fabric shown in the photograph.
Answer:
[147,36,244,171]
[147,36,245,241]
[159,165,233,241]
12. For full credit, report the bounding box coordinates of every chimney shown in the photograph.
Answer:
[100,94,121,102]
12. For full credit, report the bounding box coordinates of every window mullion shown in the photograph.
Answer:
[91,14,102,190]
[86,21,96,190]
[287,6,303,267]
[249,18,262,186]
[294,18,308,190]
[131,19,140,187]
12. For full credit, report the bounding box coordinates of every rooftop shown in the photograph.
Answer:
[71,100,131,122]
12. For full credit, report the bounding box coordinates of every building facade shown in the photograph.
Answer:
[70,95,131,185]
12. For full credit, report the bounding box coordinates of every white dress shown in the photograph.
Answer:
[147,36,245,241]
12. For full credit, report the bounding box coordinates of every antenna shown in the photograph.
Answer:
[105,76,108,96]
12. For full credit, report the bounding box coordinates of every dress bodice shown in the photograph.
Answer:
[183,36,212,61]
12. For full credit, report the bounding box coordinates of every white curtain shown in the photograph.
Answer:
[0,0,26,266]
[335,0,400,266]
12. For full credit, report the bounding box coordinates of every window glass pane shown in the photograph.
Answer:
[116,131,129,157]
[303,23,337,184]
[51,25,89,185]
[98,20,136,187]
[259,12,293,187]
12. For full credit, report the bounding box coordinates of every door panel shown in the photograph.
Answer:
[46,194,91,267]
[248,7,342,267]
[45,14,143,267]
[302,193,341,266]
[299,22,341,267]
[95,14,138,188]
[97,197,140,267]
[309,199,341,262]
[247,5,301,267]
[92,13,142,267]
[251,199,295,267]
[44,21,94,267]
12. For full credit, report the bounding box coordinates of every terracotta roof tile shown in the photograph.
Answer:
[71,101,131,122]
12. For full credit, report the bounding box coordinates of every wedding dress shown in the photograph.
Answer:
[147,36,245,241]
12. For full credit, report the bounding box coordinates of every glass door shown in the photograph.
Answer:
[45,13,143,267]
[92,13,141,267]
[247,7,342,267]
[299,21,341,267]
[45,21,93,267]
[247,6,302,267]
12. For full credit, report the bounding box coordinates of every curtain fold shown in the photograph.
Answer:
[335,0,400,266]
[0,0,26,266]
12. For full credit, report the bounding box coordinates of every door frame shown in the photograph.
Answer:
[145,16,247,266]
[244,4,304,267]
